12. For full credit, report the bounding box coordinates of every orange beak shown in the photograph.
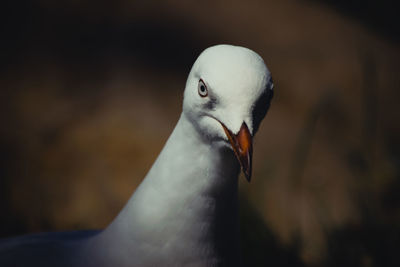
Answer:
[221,122,253,182]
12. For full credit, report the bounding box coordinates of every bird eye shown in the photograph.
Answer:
[198,79,208,97]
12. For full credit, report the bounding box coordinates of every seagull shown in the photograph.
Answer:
[0,44,274,267]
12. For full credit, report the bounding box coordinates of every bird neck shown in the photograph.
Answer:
[92,113,241,266]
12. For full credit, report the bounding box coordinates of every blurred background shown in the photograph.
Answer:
[0,0,399,266]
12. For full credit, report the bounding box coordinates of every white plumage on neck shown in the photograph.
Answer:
[88,112,241,266]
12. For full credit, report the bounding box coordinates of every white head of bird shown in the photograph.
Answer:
[182,44,274,181]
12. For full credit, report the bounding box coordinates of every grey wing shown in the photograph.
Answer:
[0,230,100,267]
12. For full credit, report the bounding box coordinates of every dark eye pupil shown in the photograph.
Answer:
[200,85,205,92]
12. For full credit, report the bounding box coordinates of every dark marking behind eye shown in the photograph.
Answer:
[252,80,274,133]
[203,95,218,110]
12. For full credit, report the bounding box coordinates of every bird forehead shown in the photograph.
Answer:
[195,46,269,99]
[203,65,266,94]
[197,46,266,76]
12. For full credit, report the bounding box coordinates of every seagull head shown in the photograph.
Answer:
[183,45,274,182]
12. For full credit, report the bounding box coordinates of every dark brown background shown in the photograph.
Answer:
[1,1,399,266]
